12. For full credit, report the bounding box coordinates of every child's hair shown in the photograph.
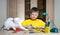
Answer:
[29,7,39,14]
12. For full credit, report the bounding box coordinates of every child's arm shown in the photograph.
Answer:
[37,20,46,29]
[37,24,45,29]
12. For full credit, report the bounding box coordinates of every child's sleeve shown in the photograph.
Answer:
[39,20,45,28]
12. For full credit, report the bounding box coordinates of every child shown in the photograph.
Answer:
[21,7,50,33]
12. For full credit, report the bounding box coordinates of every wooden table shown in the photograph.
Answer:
[0,30,60,35]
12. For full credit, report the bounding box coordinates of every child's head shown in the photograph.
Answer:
[29,7,39,20]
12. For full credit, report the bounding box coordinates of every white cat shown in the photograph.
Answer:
[14,18,28,31]
[4,17,28,31]
[4,18,16,30]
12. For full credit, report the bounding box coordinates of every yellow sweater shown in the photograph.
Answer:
[21,19,45,28]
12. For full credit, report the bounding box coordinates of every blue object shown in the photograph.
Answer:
[42,12,47,16]
[50,27,58,33]
[46,22,50,27]
[29,32,35,34]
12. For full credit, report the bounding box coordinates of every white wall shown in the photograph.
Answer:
[54,0,60,29]
[46,0,54,21]
[30,0,37,8]
[0,0,7,28]
[17,0,25,21]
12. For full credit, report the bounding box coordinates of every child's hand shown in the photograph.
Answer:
[24,26,33,29]
[37,26,45,29]
[26,26,32,29]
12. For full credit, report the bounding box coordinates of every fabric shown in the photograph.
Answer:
[21,19,45,28]
[21,19,50,33]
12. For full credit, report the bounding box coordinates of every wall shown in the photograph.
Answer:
[8,0,25,21]
[0,0,7,28]
[54,0,60,29]
[46,0,54,28]
[17,0,25,21]
[30,0,37,8]
[8,0,17,18]
[46,0,54,21]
